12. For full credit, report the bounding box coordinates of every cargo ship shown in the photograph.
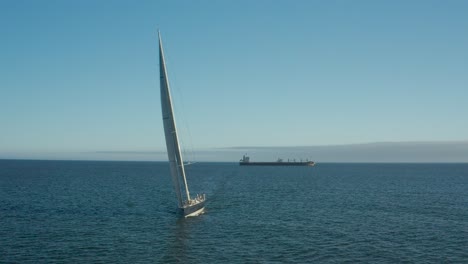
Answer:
[239,155,315,166]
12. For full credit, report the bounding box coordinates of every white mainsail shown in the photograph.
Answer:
[159,32,190,207]
[159,31,205,217]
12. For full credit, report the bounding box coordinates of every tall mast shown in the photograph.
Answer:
[159,32,191,206]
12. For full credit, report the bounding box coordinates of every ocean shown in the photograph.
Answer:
[1,160,467,263]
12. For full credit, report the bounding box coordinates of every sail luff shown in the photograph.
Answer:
[159,34,183,207]
[158,32,191,205]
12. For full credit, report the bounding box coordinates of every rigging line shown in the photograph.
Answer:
[168,60,197,164]
[161,41,197,164]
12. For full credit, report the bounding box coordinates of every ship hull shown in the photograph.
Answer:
[239,161,315,166]
[179,200,206,217]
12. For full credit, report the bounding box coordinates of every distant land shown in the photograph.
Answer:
[2,141,467,163]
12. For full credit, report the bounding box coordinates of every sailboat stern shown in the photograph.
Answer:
[179,194,206,217]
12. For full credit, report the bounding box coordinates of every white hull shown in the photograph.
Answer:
[184,206,205,217]
[179,197,206,217]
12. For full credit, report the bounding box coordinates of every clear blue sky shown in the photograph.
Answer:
[1,0,467,160]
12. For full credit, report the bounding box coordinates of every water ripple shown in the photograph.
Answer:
[1,161,467,263]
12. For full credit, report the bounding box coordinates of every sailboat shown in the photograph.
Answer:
[158,32,206,217]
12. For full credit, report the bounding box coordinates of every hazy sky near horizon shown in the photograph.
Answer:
[1,0,467,160]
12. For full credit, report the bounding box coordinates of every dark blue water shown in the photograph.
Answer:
[1,160,467,263]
